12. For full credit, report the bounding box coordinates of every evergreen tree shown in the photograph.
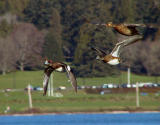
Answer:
[60,0,92,61]
[7,0,30,16]
[42,8,63,61]
[0,19,13,38]
[42,31,63,61]
[74,21,119,77]
[135,0,160,39]
[23,0,54,29]
[0,0,9,15]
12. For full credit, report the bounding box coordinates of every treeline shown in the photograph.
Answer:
[0,0,160,77]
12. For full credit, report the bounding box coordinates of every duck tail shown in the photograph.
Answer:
[91,46,99,51]
[91,47,106,58]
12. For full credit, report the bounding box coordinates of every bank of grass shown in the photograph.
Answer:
[0,90,160,114]
[0,70,160,114]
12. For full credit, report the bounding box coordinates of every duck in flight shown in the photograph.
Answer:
[89,21,147,36]
[92,35,143,65]
[43,59,77,96]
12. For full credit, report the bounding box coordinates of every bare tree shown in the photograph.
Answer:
[0,37,16,75]
[11,22,44,71]
[141,40,160,76]
[122,37,160,76]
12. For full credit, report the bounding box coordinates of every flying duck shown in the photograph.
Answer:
[92,35,143,65]
[91,21,146,36]
[43,59,77,96]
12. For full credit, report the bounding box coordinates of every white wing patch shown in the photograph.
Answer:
[56,67,63,72]
[107,59,119,65]
[111,46,121,57]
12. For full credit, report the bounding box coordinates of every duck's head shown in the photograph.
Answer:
[44,59,49,65]
[44,59,53,65]
[96,55,104,61]
[106,22,113,27]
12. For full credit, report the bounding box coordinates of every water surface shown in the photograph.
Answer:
[0,112,160,125]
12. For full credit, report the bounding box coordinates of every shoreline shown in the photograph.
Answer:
[1,110,160,116]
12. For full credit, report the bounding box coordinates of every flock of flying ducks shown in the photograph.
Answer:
[43,21,150,96]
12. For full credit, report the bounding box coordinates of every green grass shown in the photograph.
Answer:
[0,70,160,89]
[0,70,160,114]
[0,90,160,114]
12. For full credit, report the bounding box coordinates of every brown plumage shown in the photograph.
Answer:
[43,59,77,96]
[100,22,146,36]
[88,21,147,36]
[92,35,143,65]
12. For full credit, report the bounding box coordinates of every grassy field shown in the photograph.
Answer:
[0,70,160,89]
[0,70,160,114]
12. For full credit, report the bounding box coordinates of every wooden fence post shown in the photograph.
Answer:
[136,82,140,107]
[28,84,33,109]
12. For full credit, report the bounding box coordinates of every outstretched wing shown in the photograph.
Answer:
[64,65,77,93]
[111,35,143,57]
[43,66,54,96]
[122,23,160,29]
[123,23,146,27]
[91,47,107,57]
